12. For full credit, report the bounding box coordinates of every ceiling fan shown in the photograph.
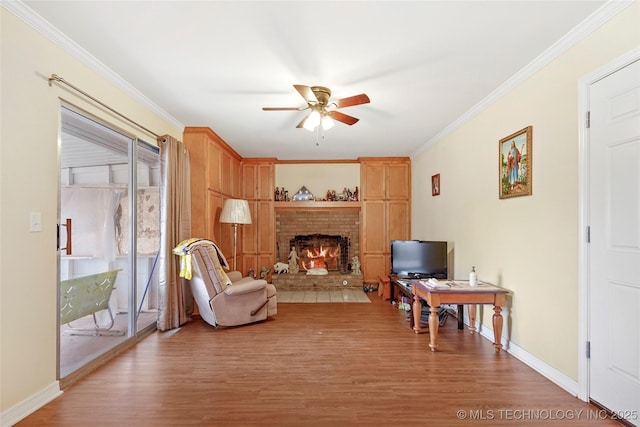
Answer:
[262,85,370,131]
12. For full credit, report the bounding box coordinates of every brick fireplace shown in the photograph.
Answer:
[291,234,350,272]
[273,208,363,290]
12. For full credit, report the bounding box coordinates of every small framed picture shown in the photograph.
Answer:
[431,173,440,196]
[499,126,532,199]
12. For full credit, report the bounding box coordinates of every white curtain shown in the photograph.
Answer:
[157,135,192,331]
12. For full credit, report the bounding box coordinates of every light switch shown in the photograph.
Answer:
[30,212,42,232]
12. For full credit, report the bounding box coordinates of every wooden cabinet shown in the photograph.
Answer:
[241,159,276,275]
[359,158,411,284]
[183,127,242,262]
[182,130,409,284]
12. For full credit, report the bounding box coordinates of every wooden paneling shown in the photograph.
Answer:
[242,201,258,254]
[231,157,241,198]
[361,201,386,253]
[183,127,242,258]
[242,163,257,200]
[361,162,386,200]
[241,160,276,275]
[388,200,410,241]
[362,253,387,283]
[360,158,411,284]
[208,191,224,242]
[221,150,233,196]
[182,131,410,282]
[207,142,221,192]
[387,162,411,200]
[183,133,206,238]
[257,163,274,200]
[256,200,274,254]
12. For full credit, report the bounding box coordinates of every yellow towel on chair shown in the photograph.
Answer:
[172,238,212,280]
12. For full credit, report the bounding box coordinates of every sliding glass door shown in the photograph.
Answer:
[58,105,159,379]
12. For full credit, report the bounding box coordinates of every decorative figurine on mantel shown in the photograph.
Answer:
[288,247,300,274]
[260,267,268,280]
[351,256,361,275]
[274,187,288,201]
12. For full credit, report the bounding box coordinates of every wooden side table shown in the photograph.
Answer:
[411,280,509,352]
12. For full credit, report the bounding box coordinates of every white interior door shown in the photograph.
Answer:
[588,59,640,425]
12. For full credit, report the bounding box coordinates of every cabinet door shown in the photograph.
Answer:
[387,201,410,242]
[242,201,258,253]
[362,253,387,285]
[387,162,410,200]
[257,163,274,200]
[242,163,257,200]
[256,200,274,254]
[362,201,386,253]
[361,162,386,200]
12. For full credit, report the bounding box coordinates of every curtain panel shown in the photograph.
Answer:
[157,135,193,331]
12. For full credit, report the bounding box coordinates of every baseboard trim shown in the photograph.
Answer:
[1,381,62,427]
[473,320,579,397]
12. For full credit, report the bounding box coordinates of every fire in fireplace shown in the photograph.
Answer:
[290,234,350,273]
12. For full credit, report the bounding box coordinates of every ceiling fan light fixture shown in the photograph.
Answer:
[321,114,334,130]
[264,84,369,131]
[304,110,321,131]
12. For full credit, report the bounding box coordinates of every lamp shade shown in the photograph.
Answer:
[219,199,252,225]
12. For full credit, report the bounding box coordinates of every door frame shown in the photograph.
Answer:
[577,47,640,402]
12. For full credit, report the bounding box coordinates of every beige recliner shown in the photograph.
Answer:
[178,239,277,327]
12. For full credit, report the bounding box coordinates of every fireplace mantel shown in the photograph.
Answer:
[274,201,361,211]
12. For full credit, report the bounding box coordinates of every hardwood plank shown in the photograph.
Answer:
[17,296,619,426]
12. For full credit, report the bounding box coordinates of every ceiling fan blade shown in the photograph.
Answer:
[328,110,359,126]
[332,94,370,109]
[296,114,310,129]
[262,107,306,111]
[293,84,317,103]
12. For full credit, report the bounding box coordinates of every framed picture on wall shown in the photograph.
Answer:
[499,126,532,199]
[431,173,440,196]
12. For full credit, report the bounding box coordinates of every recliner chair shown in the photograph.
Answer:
[175,239,277,327]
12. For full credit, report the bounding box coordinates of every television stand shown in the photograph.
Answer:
[386,274,464,331]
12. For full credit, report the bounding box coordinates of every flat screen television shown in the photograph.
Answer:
[390,240,448,279]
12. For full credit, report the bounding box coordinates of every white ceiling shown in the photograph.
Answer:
[20,0,611,160]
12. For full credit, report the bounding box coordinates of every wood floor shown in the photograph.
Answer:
[18,294,619,426]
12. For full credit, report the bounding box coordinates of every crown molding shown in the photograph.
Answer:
[411,0,636,158]
[3,0,184,132]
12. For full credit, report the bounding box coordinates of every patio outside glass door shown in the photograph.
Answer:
[58,105,159,379]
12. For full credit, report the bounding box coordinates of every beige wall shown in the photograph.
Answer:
[0,9,181,413]
[275,163,360,200]
[410,2,639,380]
